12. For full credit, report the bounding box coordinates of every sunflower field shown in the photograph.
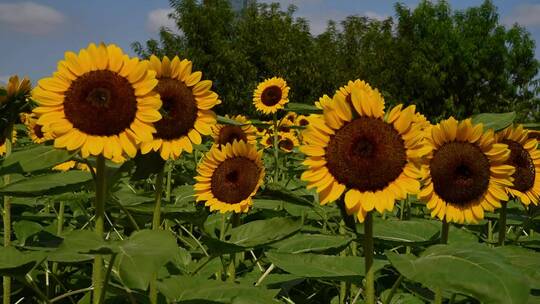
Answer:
[0,42,540,304]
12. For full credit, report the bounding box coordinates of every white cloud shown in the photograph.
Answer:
[504,4,540,28]
[147,8,180,34]
[364,11,388,21]
[0,2,65,35]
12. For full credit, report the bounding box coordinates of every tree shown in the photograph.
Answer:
[133,0,539,121]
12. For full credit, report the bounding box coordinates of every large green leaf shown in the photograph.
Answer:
[48,230,107,263]
[227,217,302,248]
[266,251,385,281]
[0,247,46,276]
[13,220,43,245]
[117,229,178,290]
[495,246,540,289]
[157,275,278,303]
[217,115,243,125]
[371,219,439,244]
[387,243,530,304]
[270,233,352,253]
[0,144,74,174]
[471,112,516,131]
[0,171,92,196]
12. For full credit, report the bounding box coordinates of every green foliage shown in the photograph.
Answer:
[133,0,539,121]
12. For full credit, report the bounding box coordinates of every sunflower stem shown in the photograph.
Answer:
[2,129,13,304]
[488,220,493,245]
[364,212,375,304]
[434,288,443,304]
[228,213,241,282]
[150,166,165,304]
[498,201,508,246]
[92,155,106,304]
[272,113,280,183]
[52,201,65,294]
[384,275,403,304]
[440,219,450,244]
[165,161,173,203]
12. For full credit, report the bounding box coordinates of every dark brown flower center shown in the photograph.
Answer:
[325,117,407,192]
[154,78,198,140]
[64,70,137,136]
[279,138,294,151]
[33,124,44,139]
[261,86,282,106]
[503,140,535,192]
[299,118,309,126]
[528,132,540,142]
[211,157,260,204]
[218,125,247,146]
[430,142,490,206]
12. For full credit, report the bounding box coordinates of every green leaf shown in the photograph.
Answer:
[270,233,352,253]
[284,102,322,114]
[471,112,516,131]
[266,251,378,281]
[495,246,540,289]
[0,145,75,174]
[227,217,302,248]
[112,187,153,206]
[117,229,178,290]
[157,275,278,304]
[387,243,530,304]
[0,171,92,196]
[13,220,43,245]
[262,183,314,207]
[523,123,540,130]
[217,115,243,125]
[48,230,106,263]
[0,247,46,276]
[371,219,439,244]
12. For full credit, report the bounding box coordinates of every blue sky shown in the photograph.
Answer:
[0,0,538,83]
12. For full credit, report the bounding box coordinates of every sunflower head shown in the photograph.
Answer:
[296,115,310,127]
[140,55,220,160]
[528,130,540,142]
[301,79,428,222]
[194,141,265,213]
[253,77,289,115]
[495,125,540,206]
[22,113,53,144]
[260,132,282,149]
[278,132,299,152]
[211,115,257,148]
[419,117,515,224]
[0,75,31,105]
[32,43,163,163]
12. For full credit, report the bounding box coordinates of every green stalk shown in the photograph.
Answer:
[384,275,403,304]
[3,130,13,304]
[440,219,450,244]
[92,155,106,304]
[98,254,117,304]
[364,212,375,304]
[272,113,280,183]
[498,201,508,246]
[52,201,65,294]
[228,214,241,282]
[434,288,443,304]
[149,166,165,304]
[488,220,493,245]
[165,161,172,203]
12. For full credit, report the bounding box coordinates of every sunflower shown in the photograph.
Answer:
[284,112,297,123]
[495,125,540,206]
[0,75,31,105]
[141,55,220,160]
[296,115,310,127]
[194,140,265,213]
[301,80,428,221]
[32,43,162,163]
[277,117,294,133]
[260,132,282,149]
[211,115,257,147]
[53,160,90,172]
[278,132,299,152]
[22,113,53,144]
[419,118,514,224]
[0,130,17,156]
[253,77,289,115]
[528,130,540,142]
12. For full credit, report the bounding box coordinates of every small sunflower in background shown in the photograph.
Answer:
[528,130,540,142]
[296,115,310,127]
[284,112,297,123]
[278,132,299,152]
[419,118,514,224]
[21,113,53,144]
[260,132,282,149]
[301,80,428,221]
[32,43,162,163]
[496,125,540,206]
[277,117,294,133]
[0,130,17,156]
[53,160,90,172]
[0,75,31,105]
[141,55,220,160]
[253,77,289,115]
[211,115,257,147]
[194,141,265,213]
